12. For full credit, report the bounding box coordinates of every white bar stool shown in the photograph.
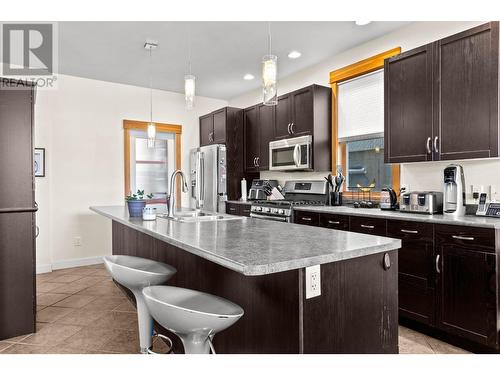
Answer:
[142,285,244,354]
[103,255,176,353]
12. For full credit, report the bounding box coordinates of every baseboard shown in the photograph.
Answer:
[36,263,53,274]
[52,256,104,270]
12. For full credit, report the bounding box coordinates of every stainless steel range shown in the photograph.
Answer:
[250,180,328,222]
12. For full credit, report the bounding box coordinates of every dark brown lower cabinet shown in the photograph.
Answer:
[435,225,498,348]
[293,209,500,352]
[293,211,320,226]
[387,220,435,326]
[226,202,251,217]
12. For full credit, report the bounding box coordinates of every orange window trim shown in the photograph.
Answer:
[123,119,183,207]
[329,47,402,197]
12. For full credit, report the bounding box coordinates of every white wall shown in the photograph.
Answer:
[35,74,227,273]
[229,21,494,196]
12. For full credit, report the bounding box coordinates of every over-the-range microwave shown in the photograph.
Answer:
[269,135,312,171]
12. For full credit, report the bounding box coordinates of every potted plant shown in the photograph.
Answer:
[125,189,154,217]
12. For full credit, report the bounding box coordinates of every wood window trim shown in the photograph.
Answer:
[329,47,401,200]
[123,119,182,207]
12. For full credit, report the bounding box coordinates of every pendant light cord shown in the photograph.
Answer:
[149,48,153,124]
[187,27,192,75]
[268,21,272,55]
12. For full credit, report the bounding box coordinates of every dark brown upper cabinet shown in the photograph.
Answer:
[257,103,275,170]
[198,107,244,200]
[244,105,260,172]
[385,22,499,163]
[384,44,434,163]
[274,85,330,141]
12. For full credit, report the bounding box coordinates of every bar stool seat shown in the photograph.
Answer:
[103,255,176,353]
[142,285,244,354]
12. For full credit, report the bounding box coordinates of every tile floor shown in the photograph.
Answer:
[0,264,469,354]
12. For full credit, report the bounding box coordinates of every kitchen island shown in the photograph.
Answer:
[90,205,401,354]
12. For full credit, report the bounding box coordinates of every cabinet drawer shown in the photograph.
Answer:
[319,213,349,231]
[240,204,251,217]
[294,211,320,226]
[387,220,433,242]
[226,203,240,215]
[435,224,495,253]
[349,216,387,236]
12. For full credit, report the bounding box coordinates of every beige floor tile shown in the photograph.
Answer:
[0,333,32,344]
[36,272,58,282]
[61,326,120,351]
[37,306,75,323]
[81,296,128,312]
[21,323,83,347]
[37,293,71,306]
[399,335,435,354]
[55,307,108,326]
[49,274,86,283]
[77,283,124,297]
[53,294,97,309]
[426,336,469,354]
[112,299,136,313]
[75,275,111,287]
[1,344,50,354]
[93,311,138,331]
[64,267,103,276]
[0,342,13,352]
[36,282,67,293]
[49,282,90,294]
[90,269,111,277]
[37,305,47,312]
[102,329,139,353]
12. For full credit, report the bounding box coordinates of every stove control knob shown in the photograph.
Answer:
[279,209,285,214]
[256,206,262,212]
[264,207,270,213]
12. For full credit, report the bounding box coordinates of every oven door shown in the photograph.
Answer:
[250,213,290,222]
[269,135,312,171]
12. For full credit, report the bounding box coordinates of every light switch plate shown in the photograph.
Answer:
[305,265,321,299]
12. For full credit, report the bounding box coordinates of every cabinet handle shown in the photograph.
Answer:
[426,137,431,154]
[361,224,375,229]
[253,157,257,167]
[452,235,475,241]
[35,225,40,238]
[400,229,418,234]
[229,207,236,211]
[256,157,260,167]
[435,254,441,274]
[290,122,295,134]
[287,123,291,134]
[433,136,439,153]
[328,220,340,225]
[301,217,312,221]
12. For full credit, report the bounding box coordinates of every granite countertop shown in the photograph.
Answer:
[90,205,401,276]
[294,205,500,229]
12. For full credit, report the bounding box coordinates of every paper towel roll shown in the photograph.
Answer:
[241,178,247,201]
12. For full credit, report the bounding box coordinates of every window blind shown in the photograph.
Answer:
[337,69,384,141]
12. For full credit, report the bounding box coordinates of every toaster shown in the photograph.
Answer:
[399,191,443,214]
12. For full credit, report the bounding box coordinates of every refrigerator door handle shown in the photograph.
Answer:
[199,153,205,207]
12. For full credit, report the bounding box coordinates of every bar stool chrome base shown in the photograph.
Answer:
[142,285,244,354]
[103,255,176,354]
[146,333,174,354]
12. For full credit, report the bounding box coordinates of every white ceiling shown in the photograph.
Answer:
[58,21,409,100]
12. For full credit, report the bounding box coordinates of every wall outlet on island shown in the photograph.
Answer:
[305,265,321,299]
[73,236,83,247]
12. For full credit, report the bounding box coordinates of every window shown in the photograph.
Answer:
[337,70,390,192]
[330,48,402,197]
[123,120,182,204]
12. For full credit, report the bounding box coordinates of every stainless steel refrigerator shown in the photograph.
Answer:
[190,144,227,213]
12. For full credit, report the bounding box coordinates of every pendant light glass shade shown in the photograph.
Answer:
[147,122,156,148]
[185,74,196,110]
[262,54,278,106]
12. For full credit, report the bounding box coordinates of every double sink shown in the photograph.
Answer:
[157,208,245,223]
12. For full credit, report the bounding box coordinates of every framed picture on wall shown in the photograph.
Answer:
[34,148,46,177]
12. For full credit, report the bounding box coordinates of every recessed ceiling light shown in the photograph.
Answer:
[243,73,255,80]
[287,50,302,59]
[355,21,371,26]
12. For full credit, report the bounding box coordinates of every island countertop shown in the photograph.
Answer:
[90,205,401,276]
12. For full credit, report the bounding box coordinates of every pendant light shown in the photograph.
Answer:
[144,40,157,148]
[185,30,195,110]
[262,22,278,106]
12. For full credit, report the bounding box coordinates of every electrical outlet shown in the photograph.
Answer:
[73,236,83,247]
[305,265,321,299]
